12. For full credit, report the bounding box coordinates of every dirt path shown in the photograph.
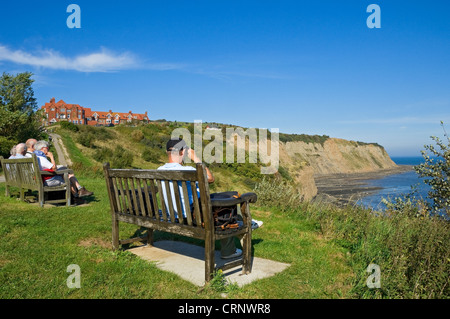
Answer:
[49,133,72,166]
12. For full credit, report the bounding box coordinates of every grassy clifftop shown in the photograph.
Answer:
[53,121,270,194]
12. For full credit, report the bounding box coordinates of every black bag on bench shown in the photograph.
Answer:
[210,191,257,233]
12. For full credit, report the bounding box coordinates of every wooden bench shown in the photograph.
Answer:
[103,162,255,282]
[0,154,72,207]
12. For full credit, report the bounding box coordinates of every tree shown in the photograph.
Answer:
[0,72,44,157]
[414,122,450,216]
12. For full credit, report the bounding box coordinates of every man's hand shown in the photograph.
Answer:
[187,148,201,164]
[45,151,57,171]
[186,148,215,183]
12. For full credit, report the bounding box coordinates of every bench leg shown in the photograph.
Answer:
[146,228,154,246]
[112,218,120,250]
[241,202,253,275]
[242,230,252,275]
[66,186,71,207]
[38,190,44,207]
[205,230,215,282]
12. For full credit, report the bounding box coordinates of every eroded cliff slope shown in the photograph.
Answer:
[279,138,397,200]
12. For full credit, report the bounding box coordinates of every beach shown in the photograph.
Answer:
[313,165,414,206]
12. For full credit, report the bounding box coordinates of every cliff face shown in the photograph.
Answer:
[279,138,397,200]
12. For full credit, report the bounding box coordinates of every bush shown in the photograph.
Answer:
[303,202,450,299]
[131,130,144,142]
[92,147,113,163]
[142,148,161,163]
[91,145,132,168]
[60,121,79,132]
[78,133,95,148]
[111,145,133,169]
[253,176,303,211]
[0,136,17,158]
[414,122,450,216]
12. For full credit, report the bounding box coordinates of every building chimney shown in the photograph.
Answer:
[50,97,55,104]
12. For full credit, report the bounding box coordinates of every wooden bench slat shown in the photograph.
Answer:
[163,180,176,223]
[181,182,193,226]
[172,181,184,224]
[111,177,123,213]
[136,178,147,217]
[148,179,159,219]
[190,181,202,226]
[129,178,140,216]
[156,180,168,222]
[117,177,127,213]
[142,179,153,218]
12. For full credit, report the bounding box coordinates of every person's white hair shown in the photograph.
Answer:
[15,143,27,155]
[34,140,50,151]
[10,145,17,156]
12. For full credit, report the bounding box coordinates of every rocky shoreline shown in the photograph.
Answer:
[312,165,414,206]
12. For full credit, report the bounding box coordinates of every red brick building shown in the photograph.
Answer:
[41,98,149,126]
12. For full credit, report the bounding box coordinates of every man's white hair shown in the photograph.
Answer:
[34,140,49,151]
[16,143,27,155]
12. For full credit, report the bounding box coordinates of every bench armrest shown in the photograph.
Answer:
[40,169,74,176]
[55,169,74,175]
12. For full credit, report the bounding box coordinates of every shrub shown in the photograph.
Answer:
[110,145,133,169]
[131,130,144,142]
[142,148,161,163]
[60,121,79,132]
[302,201,450,299]
[78,132,95,148]
[92,147,113,163]
[91,145,132,168]
[0,136,17,158]
[414,122,450,216]
[253,176,303,211]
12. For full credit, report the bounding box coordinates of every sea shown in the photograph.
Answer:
[357,157,431,210]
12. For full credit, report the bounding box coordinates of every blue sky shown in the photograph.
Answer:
[1,1,449,156]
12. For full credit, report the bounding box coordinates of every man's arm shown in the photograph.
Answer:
[45,151,57,171]
[187,149,215,183]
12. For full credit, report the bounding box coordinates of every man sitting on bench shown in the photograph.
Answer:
[158,138,262,259]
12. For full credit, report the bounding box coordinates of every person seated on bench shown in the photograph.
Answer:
[24,138,37,158]
[9,143,27,159]
[33,140,94,198]
[158,138,251,260]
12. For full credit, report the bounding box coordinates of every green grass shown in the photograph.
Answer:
[1,176,448,299]
[0,178,354,299]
